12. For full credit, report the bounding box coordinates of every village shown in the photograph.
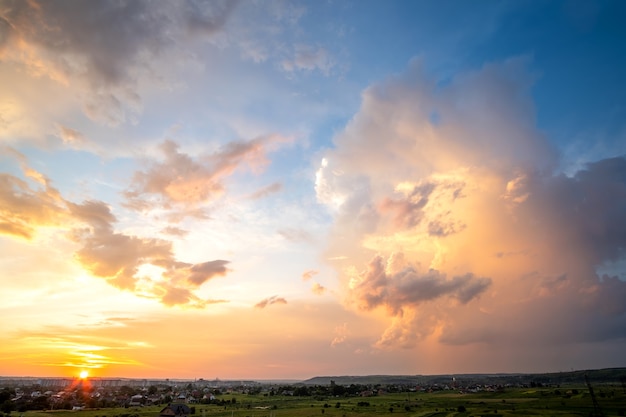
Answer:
[0,376,519,414]
[1,370,625,417]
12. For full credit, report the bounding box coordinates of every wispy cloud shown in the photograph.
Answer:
[254,295,287,309]
[282,44,334,76]
[331,323,349,347]
[301,270,318,281]
[247,182,283,200]
[124,136,289,219]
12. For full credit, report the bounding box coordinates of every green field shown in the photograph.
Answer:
[16,387,626,417]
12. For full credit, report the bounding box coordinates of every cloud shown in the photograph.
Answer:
[55,124,88,147]
[179,260,230,287]
[318,57,626,350]
[254,295,287,309]
[69,200,231,305]
[278,228,313,243]
[301,270,318,281]
[161,226,189,237]
[0,149,67,239]
[311,283,326,295]
[350,255,491,316]
[0,0,237,125]
[124,137,287,219]
[331,323,350,347]
[248,182,282,200]
[282,44,334,75]
[158,285,227,309]
[0,173,63,239]
[0,152,231,307]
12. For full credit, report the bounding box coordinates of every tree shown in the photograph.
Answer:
[1,400,14,414]
[0,390,10,404]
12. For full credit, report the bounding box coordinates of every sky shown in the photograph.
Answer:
[1,0,626,381]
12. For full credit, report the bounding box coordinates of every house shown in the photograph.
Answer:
[159,403,191,417]
[129,394,144,407]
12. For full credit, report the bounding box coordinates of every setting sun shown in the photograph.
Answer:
[79,370,88,379]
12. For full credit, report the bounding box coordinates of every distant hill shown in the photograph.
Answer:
[300,368,626,386]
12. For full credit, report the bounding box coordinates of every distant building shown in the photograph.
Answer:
[159,404,191,417]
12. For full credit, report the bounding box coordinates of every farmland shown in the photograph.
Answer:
[15,386,626,417]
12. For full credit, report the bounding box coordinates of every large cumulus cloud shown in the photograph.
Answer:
[317,58,626,355]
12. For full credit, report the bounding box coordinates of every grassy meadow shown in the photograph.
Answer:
[16,385,626,417]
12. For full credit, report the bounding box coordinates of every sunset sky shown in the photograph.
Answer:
[1,0,626,380]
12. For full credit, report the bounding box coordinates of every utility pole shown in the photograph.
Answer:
[585,374,604,417]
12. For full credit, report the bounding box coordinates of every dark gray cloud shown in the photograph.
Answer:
[438,156,626,347]
[352,255,491,316]
[0,0,237,124]
[511,156,626,267]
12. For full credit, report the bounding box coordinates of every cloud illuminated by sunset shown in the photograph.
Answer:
[1,0,625,379]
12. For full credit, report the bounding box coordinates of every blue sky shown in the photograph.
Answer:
[1,0,625,379]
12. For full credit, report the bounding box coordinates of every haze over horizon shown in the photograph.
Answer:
[1,0,626,381]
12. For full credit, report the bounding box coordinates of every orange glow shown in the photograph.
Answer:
[80,370,88,379]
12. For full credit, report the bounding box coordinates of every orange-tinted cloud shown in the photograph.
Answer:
[124,137,287,219]
[331,323,349,347]
[0,157,67,239]
[0,152,231,308]
[317,58,626,354]
[311,282,326,295]
[301,269,319,281]
[161,226,189,237]
[55,124,88,146]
